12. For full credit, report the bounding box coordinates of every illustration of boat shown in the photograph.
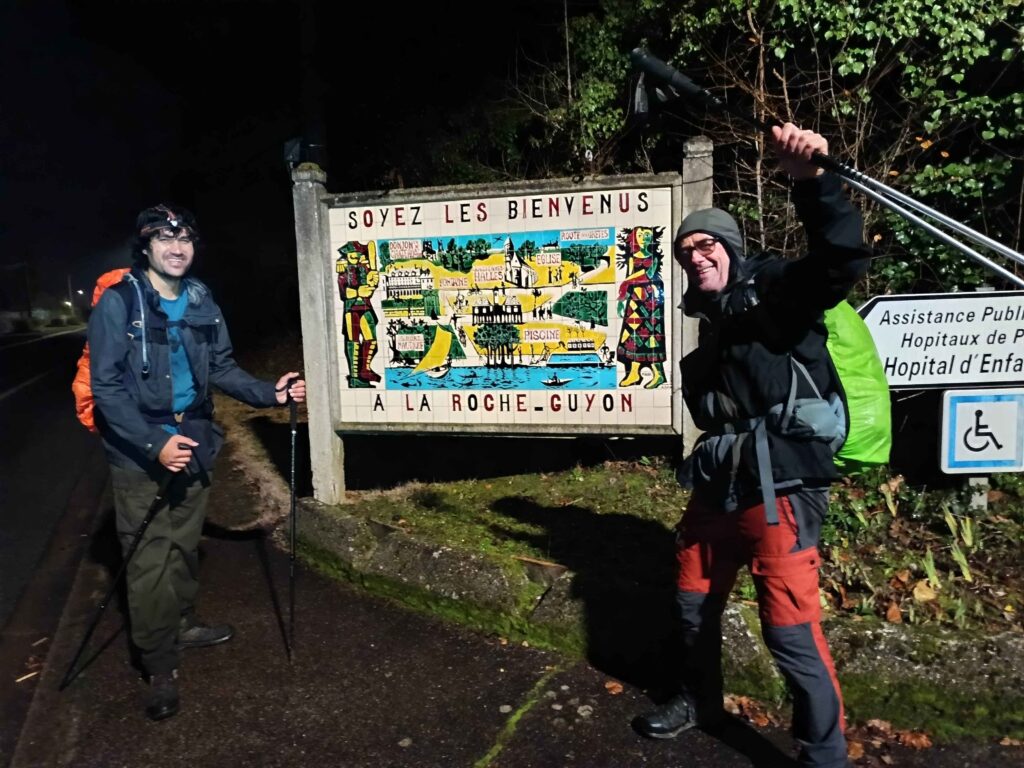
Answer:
[413,326,455,378]
[546,338,606,368]
[542,373,572,387]
[425,362,451,379]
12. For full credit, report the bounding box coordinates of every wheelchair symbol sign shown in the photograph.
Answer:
[941,389,1024,474]
[962,409,1004,452]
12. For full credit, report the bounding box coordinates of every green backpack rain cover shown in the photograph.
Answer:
[824,300,892,473]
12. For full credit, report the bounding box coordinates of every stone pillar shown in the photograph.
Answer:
[292,165,345,503]
[680,136,714,456]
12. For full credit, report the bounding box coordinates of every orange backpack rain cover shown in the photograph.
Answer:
[72,267,131,432]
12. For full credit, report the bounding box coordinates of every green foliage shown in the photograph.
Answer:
[433,0,1023,293]
[822,467,1024,631]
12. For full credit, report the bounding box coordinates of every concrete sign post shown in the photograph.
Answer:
[941,388,1024,474]
[860,291,1024,389]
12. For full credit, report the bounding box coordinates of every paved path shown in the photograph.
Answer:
[9,446,1023,768]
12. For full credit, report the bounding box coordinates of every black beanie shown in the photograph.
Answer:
[675,208,743,262]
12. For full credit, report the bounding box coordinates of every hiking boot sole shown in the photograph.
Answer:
[634,719,698,740]
[146,701,179,721]
[177,633,233,650]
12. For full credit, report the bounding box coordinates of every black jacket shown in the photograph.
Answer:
[681,173,871,509]
[88,267,278,472]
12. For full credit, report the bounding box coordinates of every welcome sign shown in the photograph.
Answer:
[325,176,683,435]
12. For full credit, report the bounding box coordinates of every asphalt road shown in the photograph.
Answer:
[0,326,110,763]
[0,326,102,627]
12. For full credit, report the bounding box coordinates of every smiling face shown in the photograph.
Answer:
[146,227,195,281]
[676,232,730,293]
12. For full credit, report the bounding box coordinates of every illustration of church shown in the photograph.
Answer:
[503,237,537,288]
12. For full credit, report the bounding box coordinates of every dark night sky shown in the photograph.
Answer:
[1,0,584,330]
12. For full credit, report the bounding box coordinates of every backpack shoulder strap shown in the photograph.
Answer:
[105,273,151,374]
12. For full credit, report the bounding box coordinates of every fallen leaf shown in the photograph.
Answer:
[919,139,934,150]
[604,681,624,695]
[895,569,911,584]
[885,602,903,623]
[724,694,780,727]
[913,580,937,602]
[847,741,865,759]
[999,736,1023,746]
[881,755,894,765]
[896,730,933,749]
[866,719,894,736]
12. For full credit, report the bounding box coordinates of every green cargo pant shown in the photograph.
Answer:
[110,465,213,675]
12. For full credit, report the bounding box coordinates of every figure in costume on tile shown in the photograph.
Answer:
[616,226,667,388]
[337,241,381,388]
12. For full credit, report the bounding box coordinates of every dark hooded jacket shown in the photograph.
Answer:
[678,173,870,510]
[87,267,279,473]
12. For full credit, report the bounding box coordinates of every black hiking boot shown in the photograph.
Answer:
[145,670,179,721]
[634,692,725,739]
[177,616,234,650]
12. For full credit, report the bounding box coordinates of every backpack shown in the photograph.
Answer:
[823,299,892,472]
[72,267,132,432]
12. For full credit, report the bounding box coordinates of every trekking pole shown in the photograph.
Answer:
[60,469,175,690]
[628,48,1024,288]
[287,378,299,663]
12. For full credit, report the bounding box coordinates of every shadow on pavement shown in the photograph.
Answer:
[491,495,798,766]
[703,719,800,767]
[202,523,292,660]
[489,495,680,690]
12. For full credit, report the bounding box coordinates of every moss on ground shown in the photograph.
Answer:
[841,674,1024,742]
[298,539,587,656]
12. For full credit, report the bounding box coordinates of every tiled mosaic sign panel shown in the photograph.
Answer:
[328,184,677,433]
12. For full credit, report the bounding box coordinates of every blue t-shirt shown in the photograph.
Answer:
[159,291,198,434]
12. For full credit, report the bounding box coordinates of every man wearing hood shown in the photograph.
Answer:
[634,124,870,768]
[88,204,306,721]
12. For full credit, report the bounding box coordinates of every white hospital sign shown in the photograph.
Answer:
[860,292,1024,388]
[941,388,1024,474]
